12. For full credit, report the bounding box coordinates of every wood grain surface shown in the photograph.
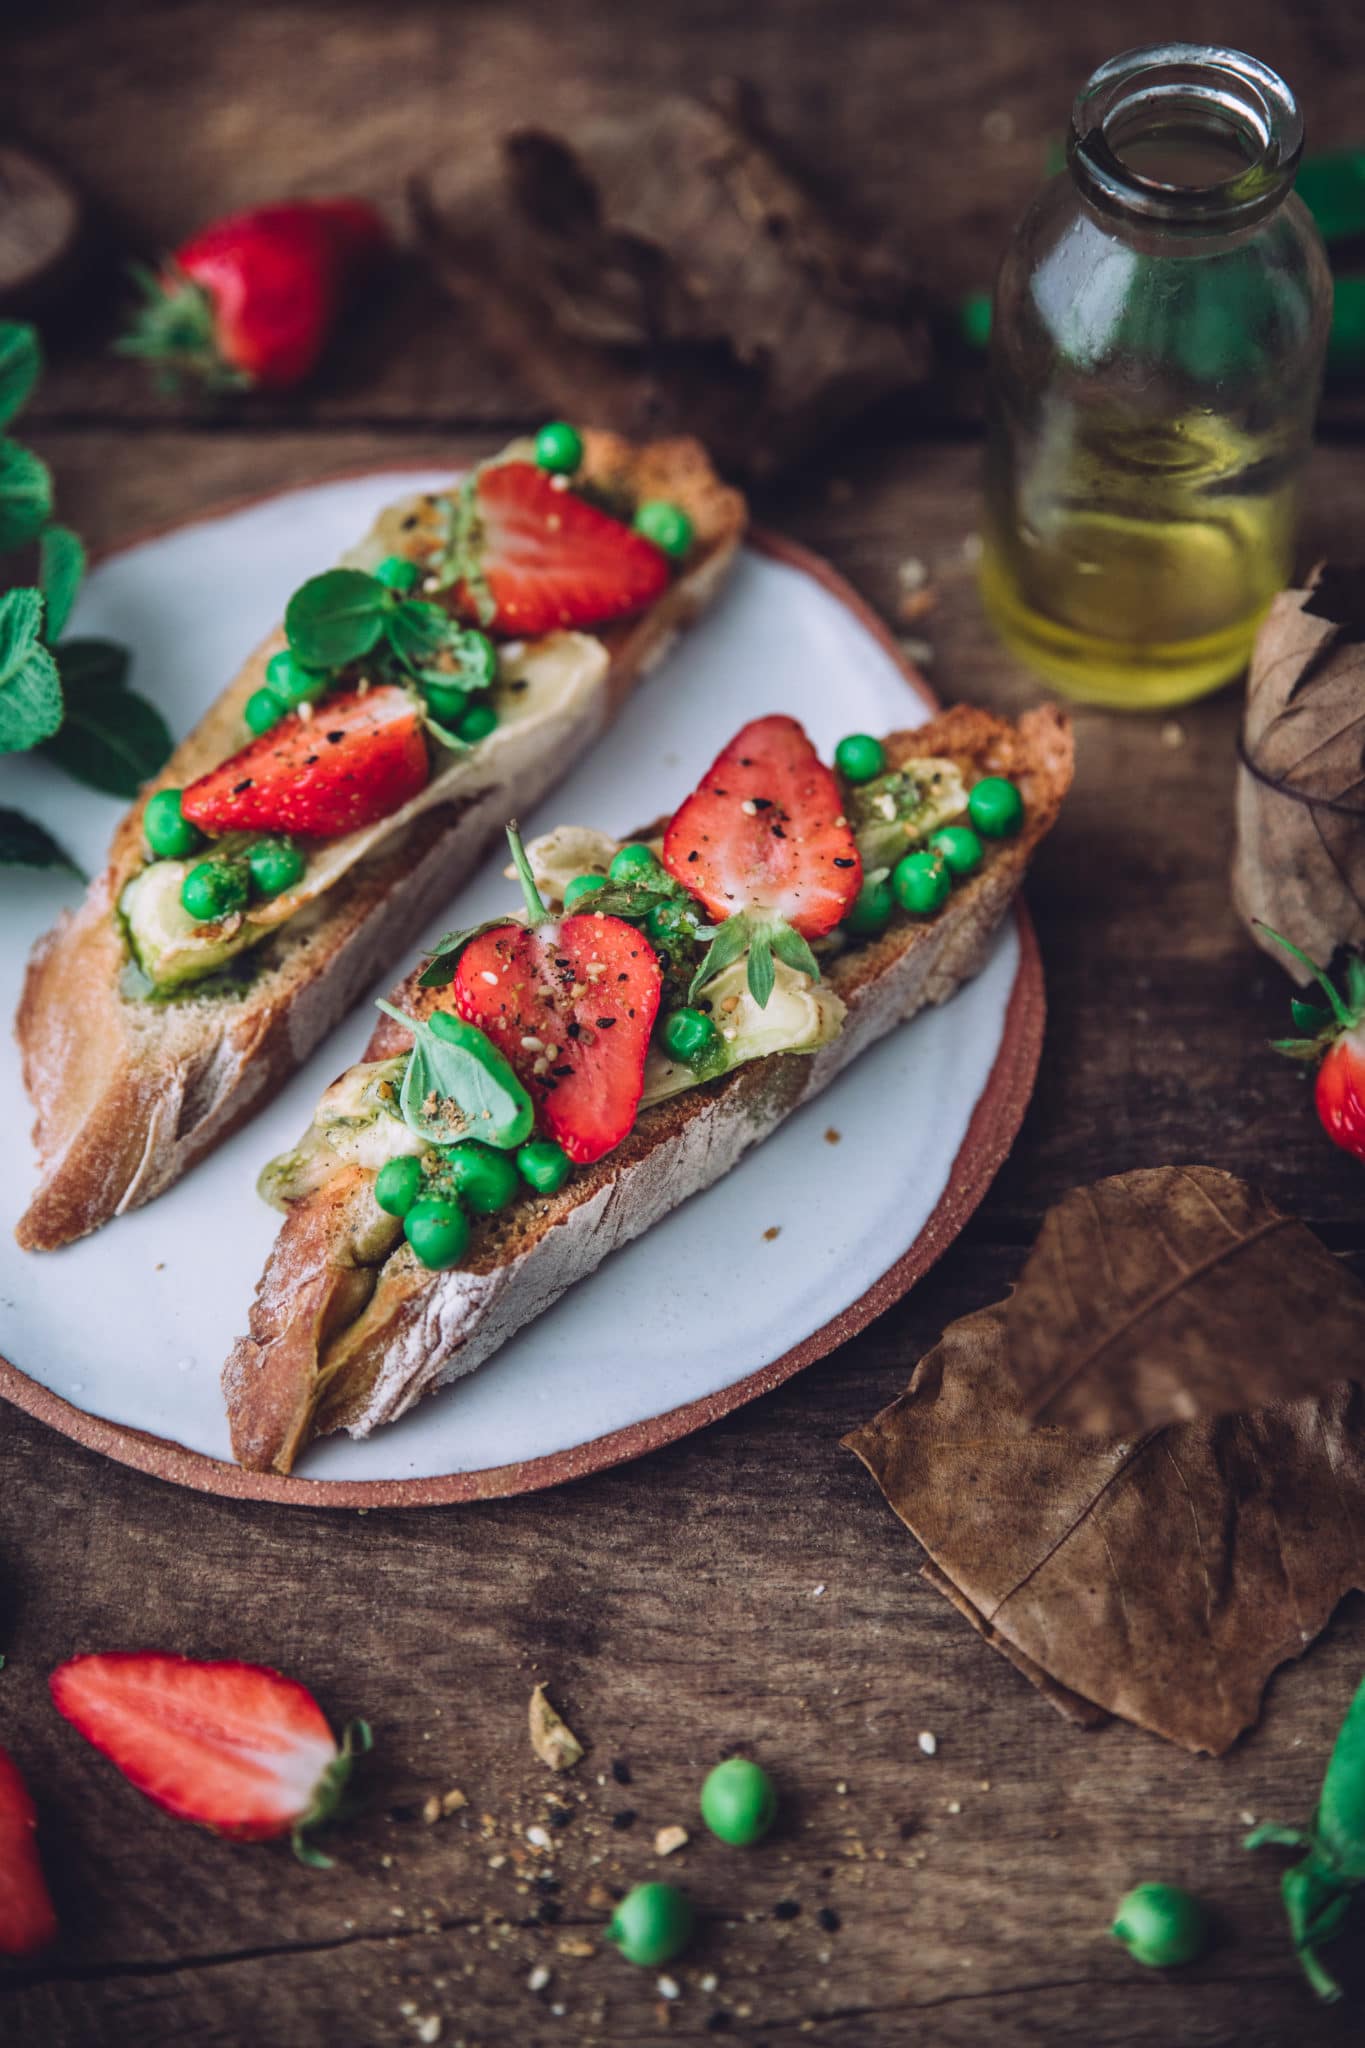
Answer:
[5,4,1365,2045]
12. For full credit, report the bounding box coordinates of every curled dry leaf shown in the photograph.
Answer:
[1005,1166,1365,1436]
[529,1683,584,1772]
[846,1303,1365,1754]
[1234,564,1365,982]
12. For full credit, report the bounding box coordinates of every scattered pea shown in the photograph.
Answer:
[834,733,886,784]
[457,700,499,745]
[247,837,306,899]
[404,1195,471,1271]
[244,687,287,736]
[662,1006,720,1065]
[375,1153,424,1219]
[563,873,609,912]
[424,682,470,727]
[968,775,1024,838]
[609,842,660,885]
[844,873,895,938]
[517,1139,572,1195]
[441,1141,520,1216]
[144,788,204,862]
[265,649,327,707]
[1111,1883,1210,1969]
[633,499,693,559]
[533,421,584,475]
[605,1882,695,1968]
[180,859,249,923]
[700,1757,778,1846]
[892,849,951,916]
[930,824,984,877]
[374,554,420,592]
[645,900,692,948]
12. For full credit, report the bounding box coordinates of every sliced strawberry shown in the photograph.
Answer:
[451,829,663,1165]
[182,682,429,840]
[0,1746,57,1957]
[49,1653,370,1865]
[451,462,671,637]
[663,715,862,939]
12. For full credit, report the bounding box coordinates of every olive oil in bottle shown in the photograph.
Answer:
[981,45,1332,710]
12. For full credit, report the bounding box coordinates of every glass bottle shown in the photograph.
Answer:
[980,44,1332,709]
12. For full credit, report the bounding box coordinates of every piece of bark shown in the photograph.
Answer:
[846,1300,1365,1755]
[1004,1166,1365,1436]
[411,82,930,477]
[1234,564,1365,983]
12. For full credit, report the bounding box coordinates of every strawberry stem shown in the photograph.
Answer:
[290,1717,374,1871]
[506,822,550,928]
[1255,922,1354,1029]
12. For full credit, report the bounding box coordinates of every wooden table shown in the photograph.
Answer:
[5,5,1365,2043]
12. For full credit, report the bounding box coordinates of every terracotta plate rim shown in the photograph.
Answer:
[0,471,1045,1509]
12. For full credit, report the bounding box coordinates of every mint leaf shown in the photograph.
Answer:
[0,806,82,875]
[387,603,497,691]
[0,440,53,551]
[416,916,510,987]
[39,524,86,640]
[45,641,171,796]
[769,920,821,983]
[688,912,752,1002]
[285,569,388,669]
[385,600,449,666]
[0,588,62,751]
[0,324,40,430]
[375,999,533,1148]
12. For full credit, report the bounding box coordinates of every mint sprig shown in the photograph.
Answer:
[0,587,61,751]
[284,568,497,706]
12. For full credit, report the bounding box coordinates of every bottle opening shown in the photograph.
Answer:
[1069,43,1302,231]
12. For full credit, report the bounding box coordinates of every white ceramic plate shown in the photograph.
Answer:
[0,472,1039,1504]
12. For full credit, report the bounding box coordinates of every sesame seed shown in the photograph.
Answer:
[521,1035,544,1052]
[481,970,499,985]
[917,1731,938,1755]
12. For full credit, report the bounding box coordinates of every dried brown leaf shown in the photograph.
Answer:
[1004,1166,1365,1435]
[846,1301,1365,1754]
[529,1683,584,1772]
[1234,565,1365,980]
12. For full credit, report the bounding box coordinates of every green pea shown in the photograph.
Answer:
[533,421,584,475]
[930,824,984,877]
[404,1195,470,1271]
[375,1153,424,1219]
[609,841,660,884]
[563,873,609,912]
[646,900,691,947]
[374,554,419,592]
[662,1006,720,1066]
[605,1882,695,1968]
[245,687,287,736]
[441,1141,520,1216]
[266,649,327,707]
[180,859,249,923]
[424,681,470,726]
[144,788,203,862]
[700,1757,778,1846]
[457,700,499,745]
[892,849,950,917]
[968,776,1024,839]
[845,874,895,938]
[834,733,886,784]
[517,1138,572,1194]
[457,629,499,688]
[247,837,306,899]
[1111,1883,1210,1969]
[633,499,693,559]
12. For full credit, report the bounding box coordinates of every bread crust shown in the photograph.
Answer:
[224,703,1073,1473]
[15,434,745,1252]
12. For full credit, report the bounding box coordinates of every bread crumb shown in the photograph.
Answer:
[557,1935,596,1958]
[528,1964,552,1993]
[530,1683,584,1772]
[823,1127,841,1145]
[917,1731,937,1756]
[1161,720,1186,748]
[654,1824,689,1856]
[763,1226,781,1242]
[441,1788,468,1815]
[422,1795,442,1824]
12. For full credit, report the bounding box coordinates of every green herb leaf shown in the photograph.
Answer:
[285,569,388,670]
[375,999,533,1148]
[0,806,82,875]
[769,920,821,983]
[688,912,752,1002]
[436,476,496,625]
[1290,997,1334,1036]
[0,439,53,551]
[746,925,775,1008]
[385,600,450,665]
[416,916,510,988]
[0,588,62,752]
[0,323,40,430]
[44,640,171,796]
[39,524,86,640]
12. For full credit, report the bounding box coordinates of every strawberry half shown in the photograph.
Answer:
[662,714,862,1006]
[0,1746,57,1957]
[450,462,671,637]
[451,827,663,1165]
[49,1653,371,1867]
[1264,927,1365,1163]
[182,682,428,840]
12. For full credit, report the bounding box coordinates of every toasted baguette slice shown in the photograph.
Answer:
[224,703,1072,1473]
[16,433,745,1252]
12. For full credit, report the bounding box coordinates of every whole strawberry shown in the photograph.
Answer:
[0,1745,57,1957]
[50,1652,371,1866]
[1263,925,1365,1162]
[118,199,390,392]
